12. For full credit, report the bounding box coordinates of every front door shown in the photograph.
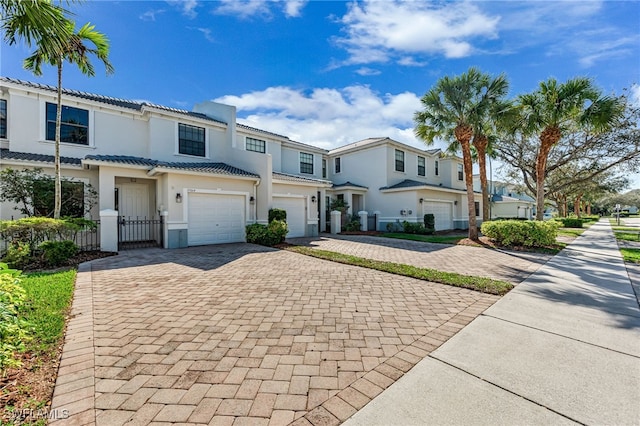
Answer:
[118,183,150,242]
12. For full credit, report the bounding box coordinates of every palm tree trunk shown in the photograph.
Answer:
[462,140,478,240]
[534,127,560,220]
[54,62,62,219]
[473,136,490,222]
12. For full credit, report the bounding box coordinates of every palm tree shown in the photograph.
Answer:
[518,78,624,220]
[24,21,114,218]
[1,0,70,54]
[414,68,508,240]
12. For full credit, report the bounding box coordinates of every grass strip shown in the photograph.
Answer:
[286,246,513,295]
[20,270,76,355]
[557,228,586,238]
[381,233,466,245]
[614,231,640,242]
[621,248,640,264]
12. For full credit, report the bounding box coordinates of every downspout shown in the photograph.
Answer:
[253,180,260,223]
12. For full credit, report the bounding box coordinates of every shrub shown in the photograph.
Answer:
[246,220,289,247]
[39,240,79,267]
[481,220,559,247]
[344,214,361,232]
[560,218,583,228]
[268,208,287,223]
[386,222,401,232]
[2,242,32,269]
[424,214,435,230]
[402,221,429,235]
[0,263,30,369]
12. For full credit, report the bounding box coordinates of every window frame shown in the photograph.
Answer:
[395,149,405,172]
[457,163,464,181]
[417,156,425,177]
[322,159,327,178]
[335,157,341,173]
[435,160,439,176]
[474,201,480,217]
[45,102,89,146]
[0,99,6,139]
[300,152,314,174]
[178,122,207,157]
[245,136,266,153]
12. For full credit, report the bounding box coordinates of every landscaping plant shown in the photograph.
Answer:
[481,219,559,247]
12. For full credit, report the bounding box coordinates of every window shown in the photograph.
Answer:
[435,160,439,176]
[395,149,405,172]
[457,163,464,181]
[300,152,314,174]
[179,123,206,157]
[0,99,6,139]
[417,156,425,176]
[335,157,341,173]
[246,137,266,153]
[46,102,89,145]
[475,201,480,217]
[322,159,327,178]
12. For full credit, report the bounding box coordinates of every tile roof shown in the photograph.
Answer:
[272,171,332,185]
[83,155,259,178]
[0,77,226,125]
[332,181,368,189]
[380,179,475,193]
[0,149,83,165]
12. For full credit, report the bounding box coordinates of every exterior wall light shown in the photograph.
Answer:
[176,193,182,203]
[250,196,255,204]
[419,198,424,204]
[311,195,316,203]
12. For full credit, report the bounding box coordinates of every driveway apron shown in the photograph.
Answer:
[50,243,499,425]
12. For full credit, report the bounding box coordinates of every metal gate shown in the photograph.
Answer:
[367,213,378,231]
[118,216,163,250]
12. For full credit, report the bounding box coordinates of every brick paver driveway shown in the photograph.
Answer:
[289,234,552,284]
[52,244,500,426]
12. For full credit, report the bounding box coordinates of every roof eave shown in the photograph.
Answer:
[0,158,83,169]
[151,166,259,181]
[272,178,333,188]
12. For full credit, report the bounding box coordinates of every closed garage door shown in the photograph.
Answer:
[188,193,245,245]
[423,201,453,231]
[273,197,306,238]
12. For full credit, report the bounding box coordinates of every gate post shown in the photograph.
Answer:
[358,211,368,232]
[330,211,341,235]
[161,210,168,248]
[100,209,119,252]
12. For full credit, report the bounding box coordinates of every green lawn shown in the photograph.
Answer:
[614,231,640,242]
[620,248,640,264]
[382,233,467,245]
[20,270,76,355]
[557,228,586,238]
[285,246,513,295]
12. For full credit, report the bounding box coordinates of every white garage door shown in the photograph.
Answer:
[423,201,453,231]
[188,193,245,245]
[273,197,306,238]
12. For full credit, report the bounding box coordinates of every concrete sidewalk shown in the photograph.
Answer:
[345,219,640,425]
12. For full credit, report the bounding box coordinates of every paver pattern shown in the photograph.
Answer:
[289,234,551,284]
[50,244,500,425]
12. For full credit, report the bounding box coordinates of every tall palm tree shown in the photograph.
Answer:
[24,21,114,218]
[518,78,624,220]
[1,0,70,54]
[414,68,508,240]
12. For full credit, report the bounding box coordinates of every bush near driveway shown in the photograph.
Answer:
[246,220,288,247]
[481,219,559,247]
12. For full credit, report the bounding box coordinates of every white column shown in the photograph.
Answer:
[330,210,341,235]
[358,211,368,232]
[161,210,169,248]
[100,209,119,252]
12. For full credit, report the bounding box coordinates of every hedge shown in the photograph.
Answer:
[481,220,559,247]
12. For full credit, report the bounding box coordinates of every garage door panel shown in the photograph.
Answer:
[423,201,452,231]
[273,197,306,238]
[188,193,245,245]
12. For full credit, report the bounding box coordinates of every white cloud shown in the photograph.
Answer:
[167,0,199,19]
[335,0,499,65]
[213,85,431,150]
[196,27,215,43]
[214,0,273,19]
[139,9,165,22]
[283,0,307,18]
[355,67,381,76]
[630,84,640,107]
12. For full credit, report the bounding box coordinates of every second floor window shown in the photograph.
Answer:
[395,149,405,172]
[335,157,341,173]
[246,137,266,153]
[322,159,327,178]
[475,201,480,217]
[0,99,6,138]
[457,163,464,181]
[300,152,313,174]
[179,123,206,157]
[46,102,89,145]
[435,160,439,176]
[417,156,425,176]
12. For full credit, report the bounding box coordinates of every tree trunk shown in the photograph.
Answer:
[574,194,582,217]
[54,62,63,219]
[456,125,477,240]
[587,202,591,215]
[534,126,561,220]
[473,135,490,222]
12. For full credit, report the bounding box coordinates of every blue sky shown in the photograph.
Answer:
[2,0,639,187]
